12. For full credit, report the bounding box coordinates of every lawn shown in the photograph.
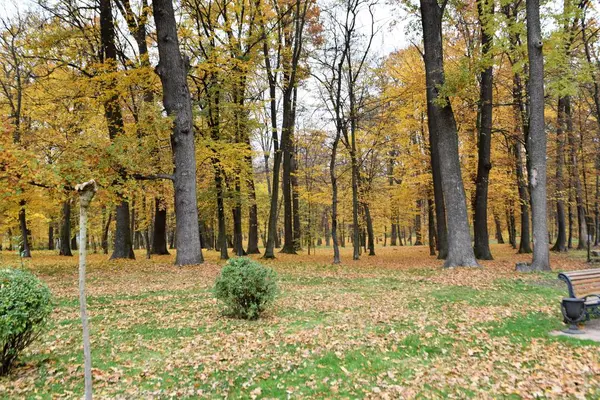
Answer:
[0,245,599,399]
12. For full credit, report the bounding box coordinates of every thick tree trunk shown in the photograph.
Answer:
[59,200,72,256]
[552,97,568,252]
[281,103,296,254]
[48,223,54,250]
[421,0,478,268]
[391,223,397,246]
[100,0,134,260]
[111,201,135,259]
[522,0,550,271]
[473,0,494,260]
[423,57,448,259]
[18,201,31,258]
[153,0,203,265]
[151,198,170,255]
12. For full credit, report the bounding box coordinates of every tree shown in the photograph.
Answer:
[420,0,478,268]
[473,0,494,260]
[153,0,204,265]
[521,0,550,271]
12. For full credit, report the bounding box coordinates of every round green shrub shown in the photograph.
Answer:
[0,269,53,375]
[214,258,277,320]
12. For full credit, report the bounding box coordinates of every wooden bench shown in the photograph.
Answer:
[558,269,600,320]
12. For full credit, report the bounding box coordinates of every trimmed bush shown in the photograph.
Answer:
[0,269,53,375]
[214,258,277,320]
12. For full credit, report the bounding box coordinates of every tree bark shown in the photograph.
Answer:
[473,0,494,260]
[59,200,72,256]
[291,150,302,251]
[552,97,568,252]
[100,0,134,260]
[101,209,111,255]
[565,97,588,249]
[522,0,550,271]
[18,201,31,258]
[151,198,170,255]
[428,197,436,255]
[414,199,423,246]
[494,214,505,244]
[111,201,135,259]
[153,0,203,265]
[421,0,478,267]
[246,174,260,254]
[48,223,54,250]
[364,202,375,256]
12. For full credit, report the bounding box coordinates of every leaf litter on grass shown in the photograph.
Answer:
[0,245,598,399]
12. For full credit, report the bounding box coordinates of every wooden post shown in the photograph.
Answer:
[76,180,97,400]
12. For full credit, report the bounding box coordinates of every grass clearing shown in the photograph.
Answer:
[0,244,599,398]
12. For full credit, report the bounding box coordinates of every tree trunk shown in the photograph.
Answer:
[101,209,111,255]
[552,97,568,252]
[494,214,505,244]
[522,0,550,271]
[111,201,135,259]
[331,134,341,264]
[151,198,170,255]
[153,0,203,265]
[421,0,478,268]
[232,199,246,257]
[60,200,72,256]
[364,202,375,256]
[291,151,302,251]
[428,197,436,255]
[48,223,54,250]
[515,141,532,253]
[214,166,229,260]
[18,201,32,258]
[246,175,260,254]
[100,0,134,260]
[414,199,423,246]
[473,0,494,260]
[281,94,296,254]
[564,97,588,250]
[423,47,448,259]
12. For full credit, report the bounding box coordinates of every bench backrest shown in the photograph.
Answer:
[558,269,600,299]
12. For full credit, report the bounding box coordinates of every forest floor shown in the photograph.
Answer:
[0,244,599,399]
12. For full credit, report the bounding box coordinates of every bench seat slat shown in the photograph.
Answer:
[563,270,600,277]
